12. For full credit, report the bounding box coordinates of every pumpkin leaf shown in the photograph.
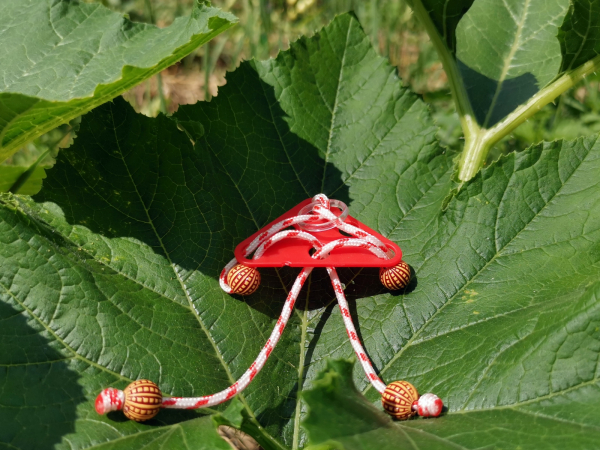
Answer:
[0,164,47,195]
[303,358,600,449]
[0,0,236,162]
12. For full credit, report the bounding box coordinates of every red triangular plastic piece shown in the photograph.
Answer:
[234,199,402,268]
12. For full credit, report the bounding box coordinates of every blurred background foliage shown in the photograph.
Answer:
[3,0,600,194]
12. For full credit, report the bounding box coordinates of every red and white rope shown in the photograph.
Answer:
[163,267,312,409]
[166,194,389,409]
[327,267,386,393]
[254,230,322,260]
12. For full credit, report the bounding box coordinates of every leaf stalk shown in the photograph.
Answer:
[458,54,600,181]
[410,0,600,182]
[407,0,479,140]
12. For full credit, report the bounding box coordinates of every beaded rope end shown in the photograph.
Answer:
[96,380,162,422]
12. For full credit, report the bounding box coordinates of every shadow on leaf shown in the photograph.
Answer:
[0,301,83,449]
[457,59,539,127]
[35,63,349,287]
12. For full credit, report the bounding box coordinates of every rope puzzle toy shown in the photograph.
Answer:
[95,194,444,422]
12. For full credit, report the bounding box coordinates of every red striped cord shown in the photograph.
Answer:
[163,267,312,409]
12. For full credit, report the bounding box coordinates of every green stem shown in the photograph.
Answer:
[144,0,156,23]
[292,275,310,450]
[455,130,488,183]
[486,55,600,146]
[204,42,211,101]
[408,0,479,140]
[458,54,600,181]
[410,1,600,182]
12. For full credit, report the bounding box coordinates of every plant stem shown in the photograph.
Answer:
[486,54,600,147]
[410,0,600,182]
[144,0,156,23]
[144,0,167,114]
[407,0,479,140]
[156,72,167,114]
[456,131,489,183]
[292,277,310,450]
[458,54,600,181]
[204,42,211,101]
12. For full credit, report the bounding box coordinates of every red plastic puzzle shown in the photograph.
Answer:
[234,197,403,268]
[95,194,443,422]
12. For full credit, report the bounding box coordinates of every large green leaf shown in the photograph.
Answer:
[0,195,242,450]
[300,133,600,449]
[455,0,570,126]
[3,12,600,450]
[0,0,236,163]
[302,359,427,450]
[1,14,444,449]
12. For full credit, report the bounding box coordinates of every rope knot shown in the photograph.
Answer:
[297,194,348,232]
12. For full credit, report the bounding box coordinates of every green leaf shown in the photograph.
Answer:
[303,358,600,450]
[301,134,600,449]
[0,205,237,450]
[257,13,600,448]
[252,14,449,232]
[3,12,600,450]
[558,0,600,71]
[455,0,570,127]
[0,0,236,163]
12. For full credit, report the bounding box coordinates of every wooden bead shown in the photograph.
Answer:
[227,264,261,295]
[123,379,162,422]
[382,380,419,420]
[379,261,411,290]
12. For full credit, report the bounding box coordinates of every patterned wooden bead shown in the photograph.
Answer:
[379,261,411,290]
[123,379,162,422]
[382,380,419,420]
[227,264,261,295]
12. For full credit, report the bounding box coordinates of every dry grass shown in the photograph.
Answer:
[122,63,227,115]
